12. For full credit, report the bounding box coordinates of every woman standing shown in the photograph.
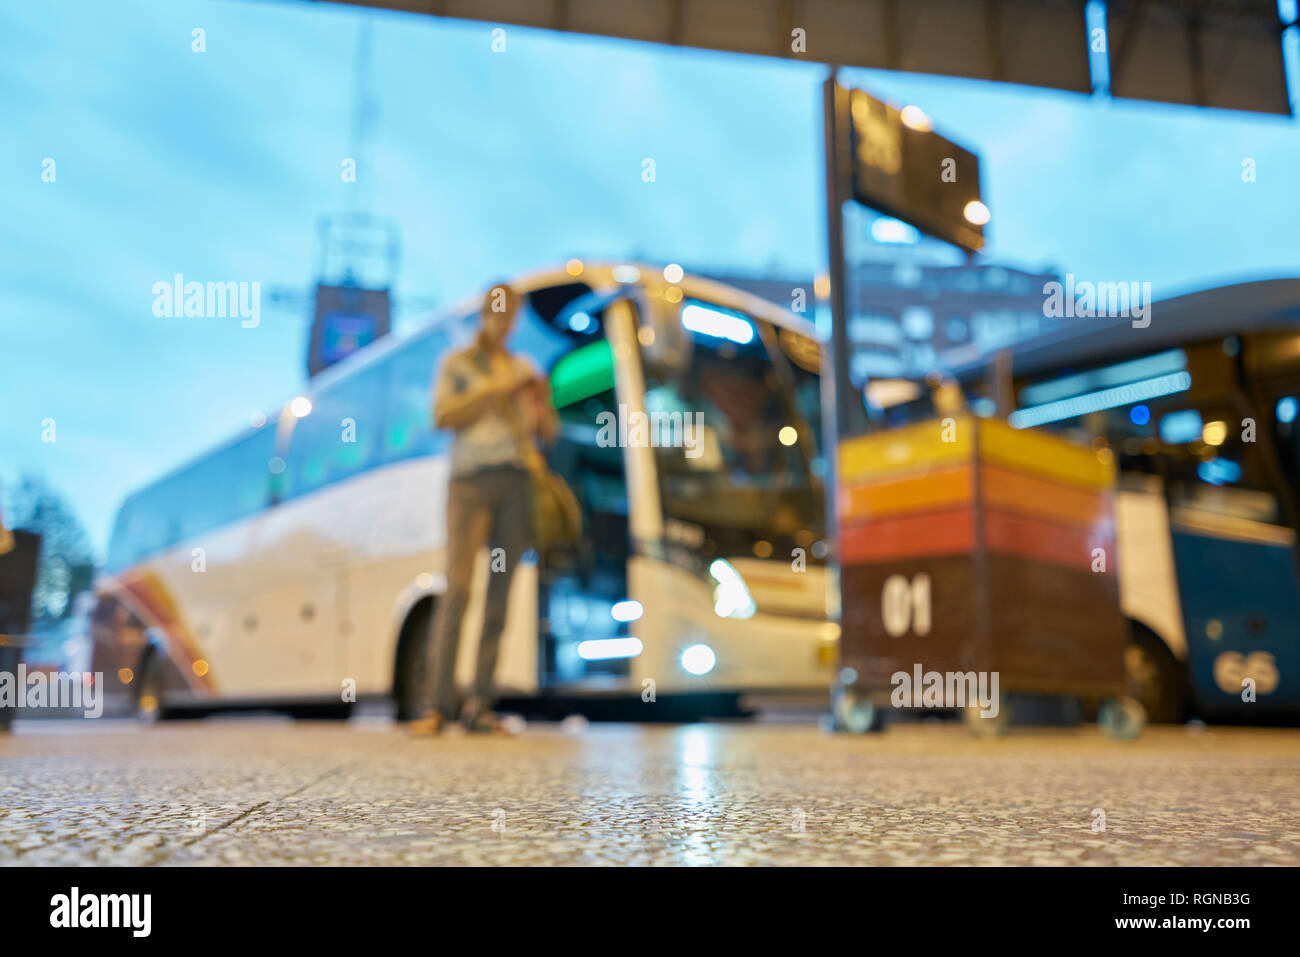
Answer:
[413,283,557,734]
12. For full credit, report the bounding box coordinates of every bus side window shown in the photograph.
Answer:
[376,329,452,466]
[284,358,386,499]
[205,428,280,529]
[104,426,277,572]
[1158,404,1284,527]
[1263,394,1300,528]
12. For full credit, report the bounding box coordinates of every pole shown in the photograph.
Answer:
[821,73,858,444]
[820,70,855,639]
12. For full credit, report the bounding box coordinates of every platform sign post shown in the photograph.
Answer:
[821,77,1130,734]
[820,74,988,649]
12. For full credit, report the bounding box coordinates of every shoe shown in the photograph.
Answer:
[462,710,511,734]
[407,713,445,737]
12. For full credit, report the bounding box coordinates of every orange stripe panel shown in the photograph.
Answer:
[983,509,1114,573]
[840,507,976,564]
[840,464,974,522]
[981,464,1112,530]
[118,571,216,695]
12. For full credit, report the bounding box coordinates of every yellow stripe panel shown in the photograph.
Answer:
[840,464,974,521]
[838,415,973,484]
[979,418,1115,490]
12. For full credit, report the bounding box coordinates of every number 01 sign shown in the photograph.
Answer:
[881,573,931,638]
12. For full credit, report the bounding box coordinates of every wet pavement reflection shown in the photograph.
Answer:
[2,719,1298,865]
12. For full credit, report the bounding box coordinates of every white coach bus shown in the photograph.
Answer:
[92,263,838,720]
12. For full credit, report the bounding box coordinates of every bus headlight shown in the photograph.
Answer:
[709,558,756,620]
[680,643,717,676]
[577,637,644,661]
[611,600,643,623]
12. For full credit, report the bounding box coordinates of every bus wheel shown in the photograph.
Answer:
[1124,623,1186,724]
[1098,696,1146,740]
[394,599,434,722]
[136,650,165,724]
[831,685,883,733]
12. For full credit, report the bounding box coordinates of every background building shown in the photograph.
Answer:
[701,231,1060,388]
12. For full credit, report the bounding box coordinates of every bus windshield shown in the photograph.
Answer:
[640,304,825,561]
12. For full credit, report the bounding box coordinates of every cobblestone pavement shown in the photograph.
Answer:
[2,718,1298,865]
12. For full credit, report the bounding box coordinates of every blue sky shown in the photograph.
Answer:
[2,0,1299,558]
